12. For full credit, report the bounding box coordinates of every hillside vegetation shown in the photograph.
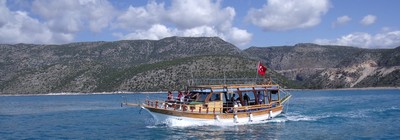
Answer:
[0,37,285,94]
[1,37,399,94]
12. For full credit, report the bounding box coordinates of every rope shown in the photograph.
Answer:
[284,99,290,114]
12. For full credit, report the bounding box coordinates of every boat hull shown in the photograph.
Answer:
[142,105,284,126]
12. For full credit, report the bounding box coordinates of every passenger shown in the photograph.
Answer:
[243,93,250,106]
[178,91,184,102]
[236,100,242,107]
[235,95,242,107]
[230,94,236,103]
[190,93,199,101]
[184,91,190,102]
[236,96,240,101]
[167,91,173,101]
[258,92,264,104]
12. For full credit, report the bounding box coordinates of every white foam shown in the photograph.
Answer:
[372,106,400,112]
[282,112,330,122]
[285,114,318,121]
[265,117,287,123]
[343,106,400,119]
[153,117,287,128]
[389,106,399,110]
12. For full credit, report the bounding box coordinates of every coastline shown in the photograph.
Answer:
[1,87,399,96]
[0,91,167,96]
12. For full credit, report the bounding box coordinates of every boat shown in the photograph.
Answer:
[123,78,292,126]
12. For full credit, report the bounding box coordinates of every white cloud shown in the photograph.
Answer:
[32,0,115,33]
[337,16,351,24]
[314,31,400,48]
[333,15,351,27]
[246,0,330,31]
[117,25,219,40]
[118,24,176,40]
[225,27,253,46]
[0,0,116,44]
[114,1,165,30]
[0,0,73,44]
[168,0,235,30]
[0,0,10,26]
[360,14,376,25]
[118,25,253,47]
[182,26,221,37]
[113,0,252,48]
[1,0,252,48]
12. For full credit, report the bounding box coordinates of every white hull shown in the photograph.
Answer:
[142,107,283,127]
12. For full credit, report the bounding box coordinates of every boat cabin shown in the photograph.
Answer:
[185,84,282,113]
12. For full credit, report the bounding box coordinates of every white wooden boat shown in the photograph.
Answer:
[124,82,292,126]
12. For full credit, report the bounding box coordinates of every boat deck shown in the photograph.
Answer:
[140,99,282,115]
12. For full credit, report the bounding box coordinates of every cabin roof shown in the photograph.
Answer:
[189,84,280,93]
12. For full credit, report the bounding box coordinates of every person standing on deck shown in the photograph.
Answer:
[184,91,190,102]
[230,94,236,103]
[257,92,263,104]
[167,91,173,101]
[243,93,250,106]
[178,91,184,102]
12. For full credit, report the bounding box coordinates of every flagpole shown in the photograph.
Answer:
[262,61,266,84]
[256,61,259,84]
[254,62,260,84]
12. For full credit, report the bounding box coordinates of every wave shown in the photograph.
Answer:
[282,105,400,122]
[283,113,326,122]
[369,106,399,113]
[282,112,365,122]
[0,105,123,115]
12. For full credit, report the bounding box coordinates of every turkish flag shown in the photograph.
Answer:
[257,62,267,76]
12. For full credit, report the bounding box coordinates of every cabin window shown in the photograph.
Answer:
[210,93,221,101]
[269,90,279,101]
[228,93,239,103]
[222,92,227,103]
[255,91,267,104]
[197,93,209,102]
[243,91,256,105]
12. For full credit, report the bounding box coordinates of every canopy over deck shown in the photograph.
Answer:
[189,84,280,93]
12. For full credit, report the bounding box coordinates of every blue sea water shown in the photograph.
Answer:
[0,89,399,139]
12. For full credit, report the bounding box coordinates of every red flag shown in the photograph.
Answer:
[257,61,267,76]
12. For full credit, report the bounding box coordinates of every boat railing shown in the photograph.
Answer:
[143,99,279,114]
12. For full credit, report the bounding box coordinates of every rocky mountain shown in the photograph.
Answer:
[0,37,270,94]
[1,37,399,94]
[245,43,400,88]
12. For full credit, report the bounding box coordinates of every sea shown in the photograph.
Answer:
[0,89,399,139]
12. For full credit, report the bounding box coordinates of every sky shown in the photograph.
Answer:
[1,0,399,49]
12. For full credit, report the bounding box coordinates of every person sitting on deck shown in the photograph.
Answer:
[243,93,250,106]
[167,91,173,101]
